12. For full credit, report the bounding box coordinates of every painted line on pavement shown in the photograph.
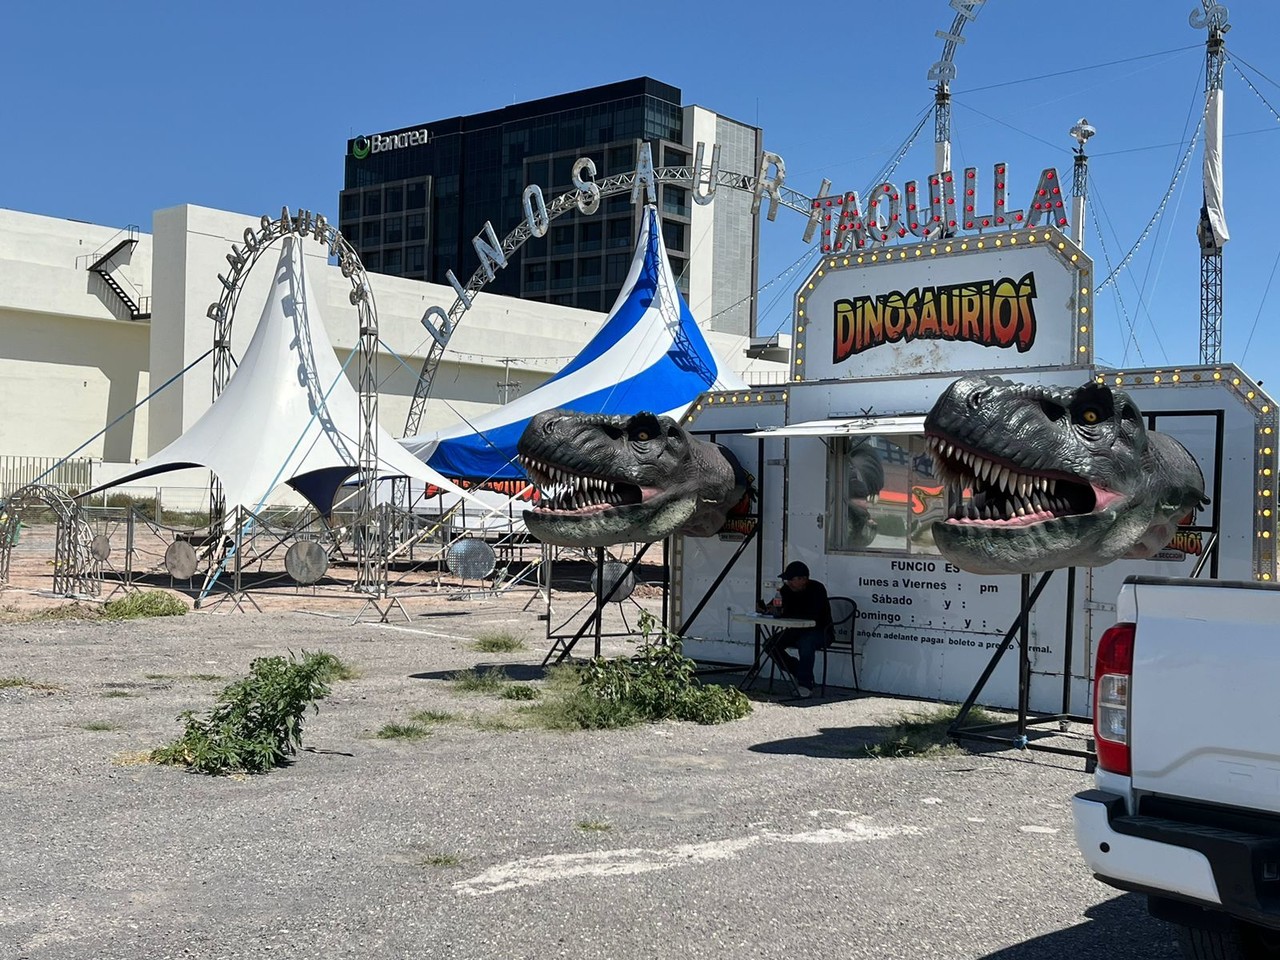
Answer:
[454,814,925,896]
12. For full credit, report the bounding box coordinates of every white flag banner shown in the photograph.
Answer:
[1204,87,1230,247]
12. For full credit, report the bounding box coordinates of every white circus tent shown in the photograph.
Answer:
[84,236,482,516]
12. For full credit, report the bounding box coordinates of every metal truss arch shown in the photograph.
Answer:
[0,484,97,596]
[201,207,384,594]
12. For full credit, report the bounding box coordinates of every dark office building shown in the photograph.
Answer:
[340,78,762,335]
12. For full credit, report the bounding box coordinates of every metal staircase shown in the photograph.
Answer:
[84,227,151,320]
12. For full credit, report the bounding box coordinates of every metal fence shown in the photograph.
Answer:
[0,457,94,498]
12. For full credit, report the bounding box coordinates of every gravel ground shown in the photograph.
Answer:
[0,587,1178,960]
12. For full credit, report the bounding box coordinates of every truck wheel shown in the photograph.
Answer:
[1177,922,1280,960]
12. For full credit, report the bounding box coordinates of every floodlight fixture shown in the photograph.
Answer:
[1070,119,1096,151]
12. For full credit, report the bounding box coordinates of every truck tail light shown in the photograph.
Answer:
[1094,622,1135,776]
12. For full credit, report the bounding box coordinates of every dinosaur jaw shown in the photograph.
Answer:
[523,500,697,548]
[518,454,695,547]
[925,433,1128,573]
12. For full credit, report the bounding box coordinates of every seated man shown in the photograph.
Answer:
[765,561,833,698]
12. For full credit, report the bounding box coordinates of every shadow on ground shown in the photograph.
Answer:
[409,662,549,682]
[749,724,886,759]
[749,721,1014,760]
[978,894,1179,959]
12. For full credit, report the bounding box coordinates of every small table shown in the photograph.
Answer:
[731,612,816,695]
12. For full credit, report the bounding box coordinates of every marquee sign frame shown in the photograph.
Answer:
[792,225,1094,382]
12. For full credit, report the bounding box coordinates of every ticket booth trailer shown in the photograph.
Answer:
[671,227,1277,713]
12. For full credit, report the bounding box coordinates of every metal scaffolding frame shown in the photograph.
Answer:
[1194,1,1230,365]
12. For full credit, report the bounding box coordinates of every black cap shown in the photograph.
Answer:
[780,561,809,580]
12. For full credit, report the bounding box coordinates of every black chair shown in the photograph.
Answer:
[820,596,859,696]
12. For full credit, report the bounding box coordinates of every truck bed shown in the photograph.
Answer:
[1127,577,1280,817]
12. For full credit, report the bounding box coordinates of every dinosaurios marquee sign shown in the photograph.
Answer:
[833,271,1038,362]
[795,224,1092,381]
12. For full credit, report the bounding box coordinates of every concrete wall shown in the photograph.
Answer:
[0,209,154,462]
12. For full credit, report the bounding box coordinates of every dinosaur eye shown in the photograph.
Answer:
[636,431,650,441]
[1081,408,1100,424]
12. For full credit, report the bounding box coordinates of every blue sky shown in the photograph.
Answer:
[5,1,1280,391]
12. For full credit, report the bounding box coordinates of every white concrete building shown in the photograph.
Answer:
[0,204,785,503]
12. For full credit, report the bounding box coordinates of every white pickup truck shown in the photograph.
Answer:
[1073,576,1280,959]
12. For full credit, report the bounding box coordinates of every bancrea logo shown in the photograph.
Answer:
[352,128,430,160]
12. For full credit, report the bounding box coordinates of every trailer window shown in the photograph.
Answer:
[826,435,943,555]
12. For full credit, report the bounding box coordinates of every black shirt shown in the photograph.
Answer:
[780,579,832,629]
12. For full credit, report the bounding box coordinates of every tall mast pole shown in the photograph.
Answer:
[934,81,952,178]
[927,0,986,177]
[1070,119,1096,249]
[1193,1,1231,365]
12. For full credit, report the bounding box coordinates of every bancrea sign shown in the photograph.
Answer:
[351,128,431,160]
[794,226,1093,381]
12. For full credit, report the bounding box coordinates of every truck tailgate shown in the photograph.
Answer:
[1130,579,1280,815]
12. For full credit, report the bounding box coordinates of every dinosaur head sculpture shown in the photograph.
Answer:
[516,410,750,547]
[924,375,1207,574]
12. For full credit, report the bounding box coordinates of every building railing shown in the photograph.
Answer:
[74,225,140,270]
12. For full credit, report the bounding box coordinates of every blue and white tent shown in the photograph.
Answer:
[402,206,748,481]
